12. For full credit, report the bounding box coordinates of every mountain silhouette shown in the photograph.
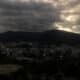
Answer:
[0,30,80,44]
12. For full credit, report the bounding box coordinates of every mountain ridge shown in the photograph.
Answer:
[0,30,80,44]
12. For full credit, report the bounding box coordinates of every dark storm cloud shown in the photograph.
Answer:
[0,0,60,32]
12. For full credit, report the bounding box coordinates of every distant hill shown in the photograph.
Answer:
[0,31,42,42]
[0,30,80,44]
[42,30,80,44]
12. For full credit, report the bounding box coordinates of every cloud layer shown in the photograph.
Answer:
[0,0,58,32]
[0,0,80,33]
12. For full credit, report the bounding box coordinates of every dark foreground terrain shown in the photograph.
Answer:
[0,42,80,80]
[0,30,80,80]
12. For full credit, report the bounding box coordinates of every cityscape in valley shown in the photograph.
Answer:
[0,42,79,80]
[0,30,79,80]
[0,0,80,80]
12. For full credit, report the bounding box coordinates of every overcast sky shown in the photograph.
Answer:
[0,0,80,33]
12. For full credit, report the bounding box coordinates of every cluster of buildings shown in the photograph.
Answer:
[0,42,79,62]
